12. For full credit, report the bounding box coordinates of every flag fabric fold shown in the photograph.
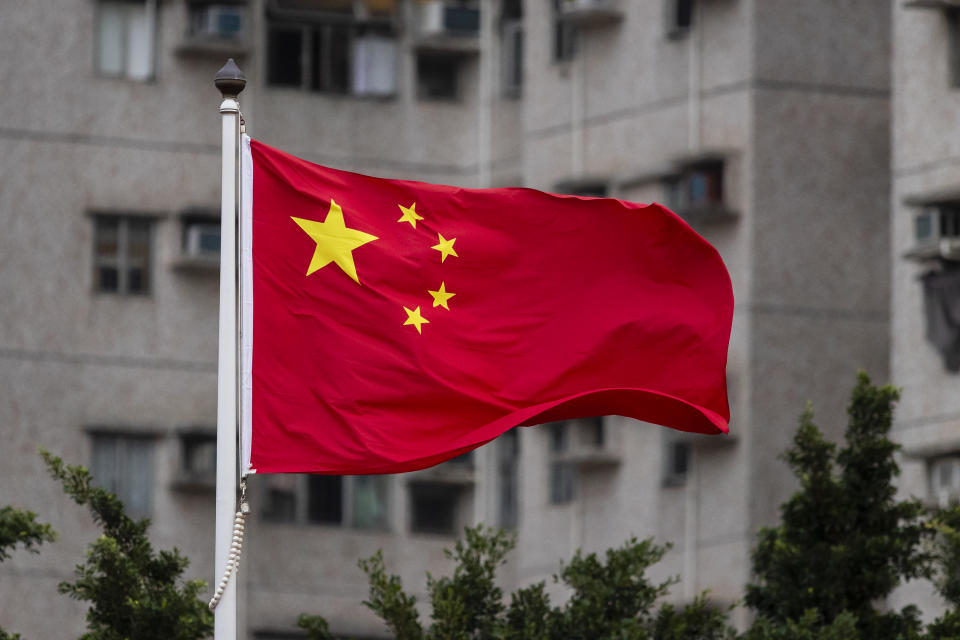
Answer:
[240,136,733,475]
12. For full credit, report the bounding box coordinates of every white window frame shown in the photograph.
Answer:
[95,0,158,81]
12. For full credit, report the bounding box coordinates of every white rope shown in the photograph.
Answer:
[209,480,249,611]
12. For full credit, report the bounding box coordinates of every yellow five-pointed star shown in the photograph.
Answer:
[397,202,423,228]
[428,282,456,310]
[291,200,378,285]
[431,233,458,262]
[403,306,429,334]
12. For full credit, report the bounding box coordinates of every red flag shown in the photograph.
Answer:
[240,137,733,474]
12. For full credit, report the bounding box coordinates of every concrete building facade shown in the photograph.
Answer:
[0,0,903,637]
[889,0,960,618]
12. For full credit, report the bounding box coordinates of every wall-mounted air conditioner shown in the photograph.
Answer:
[184,222,221,258]
[194,5,246,40]
[910,204,960,261]
[419,0,480,38]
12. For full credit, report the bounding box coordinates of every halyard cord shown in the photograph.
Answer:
[209,478,249,611]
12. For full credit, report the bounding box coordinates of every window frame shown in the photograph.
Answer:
[265,10,398,96]
[261,473,392,531]
[89,430,157,519]
[92,213,155,296]
[94,0,158,81]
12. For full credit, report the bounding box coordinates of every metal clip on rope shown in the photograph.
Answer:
[209,479,249,611]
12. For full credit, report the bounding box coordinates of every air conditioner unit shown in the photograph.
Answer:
[185,223,221,257]
[195,5,245,40]
[912,204,960,260]
[930,456,960,507]
[420,0,479,38]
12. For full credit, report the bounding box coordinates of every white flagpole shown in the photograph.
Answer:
[214,59,245,640]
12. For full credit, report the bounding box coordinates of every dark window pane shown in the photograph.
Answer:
[307,475,342,524]
[263,489,297,522]
[550,461,575,504]
[328,25,350,93]
[671,441,690,476]
[127,267,146,294]
[586,418,604,447]
[182,435,216,477]
[676,0,693,30]
[410,482,458,534]
[417,55,459,100]
[549,422,568,453]
[95,217,120,258]
[98,266,119,292]
[268,26,303,87]
[126,219,151,260]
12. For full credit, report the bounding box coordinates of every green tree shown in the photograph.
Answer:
[0,505,56,640]
[40,449,213,640]
[923,506,960,639]
[744,373,931,640]
[298,525,735,640]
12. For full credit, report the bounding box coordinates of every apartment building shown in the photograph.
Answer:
[0,1,895,637]
[889,0,960,618]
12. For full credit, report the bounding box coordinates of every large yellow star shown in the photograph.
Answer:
[403,306,429,334]
[291,200,378,285]
[397,202,423,228]
[428,282,456,310]
[431,233,458,262]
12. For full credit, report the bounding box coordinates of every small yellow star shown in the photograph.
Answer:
[403,306,429,334]
[397,202,423,229]
[428,282,456,310]
[431,233,458,262]
[291,200,378,284]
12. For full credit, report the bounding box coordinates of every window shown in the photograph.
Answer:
[410,481,462,534]
[552,0,577,62]
[665,159,725,217]
[93,215,153,295]
[549,421,569,453]
[949,8,960,87]
[550,461,576,504]
[585,416,604,448]
[181,212,220,259]
[497,428,520,528]
[186,2,247,41]
[930,455,960,507]
[663,439,691,487]
[91,433,155,519]
[417,54,461,100]
[548,422,576,504]
[555,180,609,197]
[920,266,960,372]
[261,474,390,530]
[501,0,524,97]
[266,13,397,96]
[96,0,156,80]
[178,430,217,488]
[666,0,694,39]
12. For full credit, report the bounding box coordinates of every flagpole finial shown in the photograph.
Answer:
[215,58,246,99]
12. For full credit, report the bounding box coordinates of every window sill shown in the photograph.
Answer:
[171,477,216,493]
[171,254,220,273]
[175,37,250,58]
[674,204,739,225]
[414,36,480,56]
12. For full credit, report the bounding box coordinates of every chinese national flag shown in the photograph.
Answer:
[240,137,733,475]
